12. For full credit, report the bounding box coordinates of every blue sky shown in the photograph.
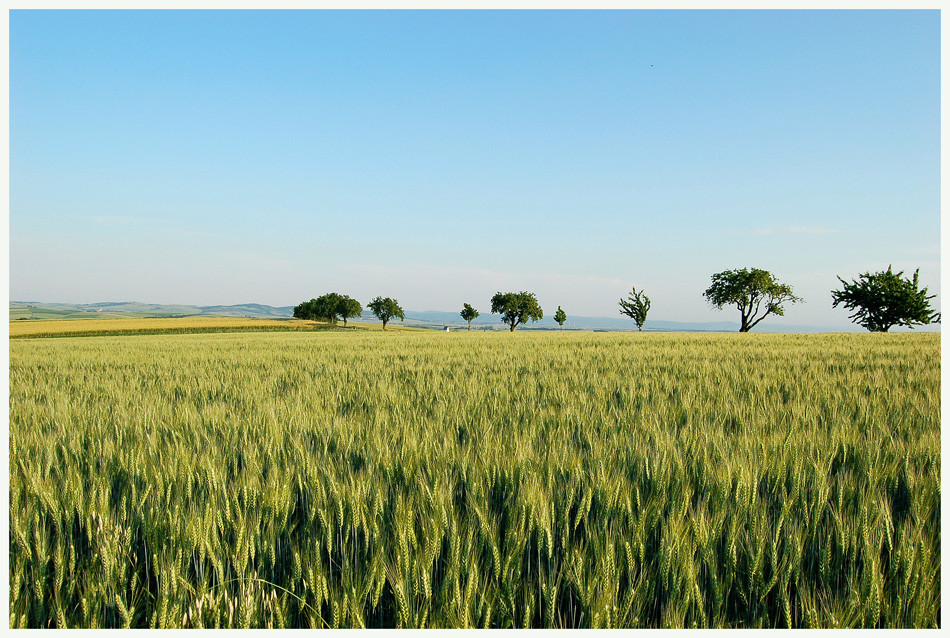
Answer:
[9,9,940,328]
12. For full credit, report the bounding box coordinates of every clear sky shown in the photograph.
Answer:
[9,9,940,328]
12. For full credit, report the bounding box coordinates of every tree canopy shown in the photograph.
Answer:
[460,303,479,330]
[490,291,543,332]
[831,266,940,332]
[367,296,405,330]
[338,297,363,328]
[293,294,338,323]
[293,298,319,321]
[619,287,650,331]
[554,306,567,329]
[293,293,361,326]
[703,268,802,332]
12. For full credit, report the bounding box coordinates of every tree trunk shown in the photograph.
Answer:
[343,318,348,328]
[467,321,471,331]
[382,319,388,330]
[509,323,517,332]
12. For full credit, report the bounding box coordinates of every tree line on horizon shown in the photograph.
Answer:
[294,265,940,333]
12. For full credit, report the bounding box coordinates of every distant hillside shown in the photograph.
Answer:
[11,301,294,319]
[196,304,294,318]
[11,301,852,332]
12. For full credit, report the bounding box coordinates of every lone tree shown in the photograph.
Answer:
[460,303,479,330]
[490,291,543,332]
[703,267,802,332]
[619,286,651,331]
[831,265,940,332]
[367,296,405,330]
[554,306,567,329]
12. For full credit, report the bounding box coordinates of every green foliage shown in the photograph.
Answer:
[460,303,479,330]
[490,291,543,332]
[292,298,319,320]
[338,297,363,328]
[9,331,940,628]
[831,266,940,332]
[293,293,362,326]
[703,268,802,332]
[619,287,650,331]
[317,294,343,323]
[367,296,405,330]
[554,306,567,328]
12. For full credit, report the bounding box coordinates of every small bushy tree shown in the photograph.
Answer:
[490,291,543,332]
[554,306,567,329]
[832,266,940,332]
[460,303,479,330]
[367,296,405,330]
[619,287,650,331]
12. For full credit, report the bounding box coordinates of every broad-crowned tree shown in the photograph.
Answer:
[490,291,543,332]
[367,296,405,330]
[703,268,802,332]
[832,266,940,332]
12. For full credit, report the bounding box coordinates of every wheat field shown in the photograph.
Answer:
[8,329,940,628]
[9,316,333,339]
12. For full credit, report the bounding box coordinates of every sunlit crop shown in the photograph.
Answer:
[8,330,940,628]
[9,316,329,338]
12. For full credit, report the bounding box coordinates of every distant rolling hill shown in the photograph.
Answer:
[193,303,295,318]
[11,301,295,319]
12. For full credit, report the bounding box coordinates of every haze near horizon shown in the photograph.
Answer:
[9,10,940,330]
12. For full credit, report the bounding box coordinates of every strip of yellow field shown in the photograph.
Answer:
[9,316,334,338]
